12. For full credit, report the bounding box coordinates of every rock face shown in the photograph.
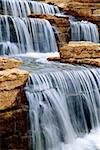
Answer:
[28,14,70,48]
[0,57,30,150]
[60,41,100,66]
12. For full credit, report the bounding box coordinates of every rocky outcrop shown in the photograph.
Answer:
[0,57,30,150]
[60,41,100,66]
[28,14,70,48]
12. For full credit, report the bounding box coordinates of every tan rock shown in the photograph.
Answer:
[0,57,22,70]
[61,58,100,67]
[0,57,29,111]
[0,68,29,90]
[60,41,100,59]
[0,89,20,110]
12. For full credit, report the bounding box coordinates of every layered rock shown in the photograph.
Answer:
[28,14,70,48]
[0,57,30,150]
[60,41,100,66]
[46,0,100,38]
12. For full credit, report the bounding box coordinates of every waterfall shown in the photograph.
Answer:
[0,16,58,55]
[70,20,99,43]
[24,62,100,150]
[1,0,60,17]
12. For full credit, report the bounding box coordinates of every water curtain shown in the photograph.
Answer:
[0,16,58,55]
[25,67,100,150]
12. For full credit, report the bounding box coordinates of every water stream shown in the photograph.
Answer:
[0,0,100,150]
[70,20,99,43]
[19,56,100,150]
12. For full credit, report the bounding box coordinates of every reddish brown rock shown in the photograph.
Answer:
[0,107,30,150]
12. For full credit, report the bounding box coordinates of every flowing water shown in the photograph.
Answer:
[0,0,60,17]
[18,56,100,150]
[0,16,58,55]
[70,20,99,43]
[0,0,100,150]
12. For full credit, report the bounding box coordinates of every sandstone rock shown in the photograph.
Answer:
[60,41,100,59]
[0,57,29,111]
[0,57,22,70]
[60,41,100,67]
[61,58,100,67]
[0,68,29,110]
[0,89,20,110]
[0,68,29,90]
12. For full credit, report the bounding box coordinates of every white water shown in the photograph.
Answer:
[70,20,99,43]
[24,60,100,150]
[1,0,60,17]
[0,16,58,55]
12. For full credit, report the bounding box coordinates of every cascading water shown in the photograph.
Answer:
[0,15,58,55]
[0,0,100,149]
[22,58,100,150]
[0,0,60,17]
[70,20,99,43]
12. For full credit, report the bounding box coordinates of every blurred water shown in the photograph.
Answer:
[1,0,60,17]
[70,20,99,43]
[0,16,58,55]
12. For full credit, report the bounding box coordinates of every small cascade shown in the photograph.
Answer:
[1,0,60,17]
[70,20,99,43]
[0,16,58,55]
[24,61,100,150]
